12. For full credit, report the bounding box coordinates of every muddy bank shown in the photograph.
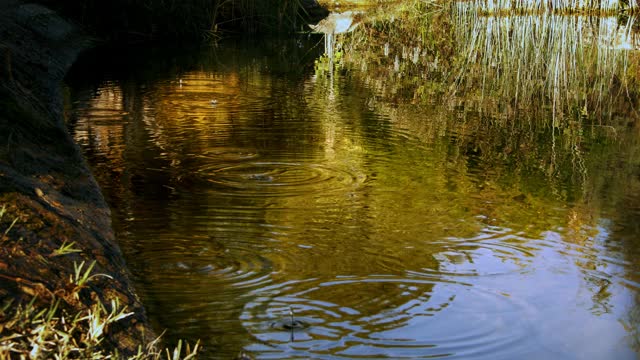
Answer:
[0,0,154,355]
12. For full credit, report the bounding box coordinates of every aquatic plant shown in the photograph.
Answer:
[452,4,639,121]
[463,0,639,14]
[302,1,640,214]
[329,2,640,122]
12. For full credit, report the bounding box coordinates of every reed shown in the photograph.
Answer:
[452,3,639,121]
[329,2,640,122]
[462,0,639,15]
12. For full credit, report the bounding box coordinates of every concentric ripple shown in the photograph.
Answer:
[240,276,535,359]
[195,148,260,162]
[196,242,273,289]
[140,233,275,295]
[195,162,366,197]
[419,226,539,278]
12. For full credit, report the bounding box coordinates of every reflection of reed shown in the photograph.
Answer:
[454,4,637,120]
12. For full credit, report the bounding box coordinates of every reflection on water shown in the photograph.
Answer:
[66,8,640,360]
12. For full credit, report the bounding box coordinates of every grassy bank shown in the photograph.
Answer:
[0,204,199,359]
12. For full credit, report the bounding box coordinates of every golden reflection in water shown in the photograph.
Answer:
[148,71,243,149]
[73,84,126,157]
[66,19,640,360]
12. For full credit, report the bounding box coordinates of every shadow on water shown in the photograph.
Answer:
[65,4,640,359]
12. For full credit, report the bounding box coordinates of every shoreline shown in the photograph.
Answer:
[0,1,155,355]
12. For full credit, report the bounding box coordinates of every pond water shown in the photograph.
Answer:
[65,4,640,359]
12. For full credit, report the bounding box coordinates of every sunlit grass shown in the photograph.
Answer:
[460,0,639,15]
[52,241,82,257]
[70,260,113,292]
[0,295,200,359]
[329,2,640,122]
[452,4,638,121]
[0,205,201,359]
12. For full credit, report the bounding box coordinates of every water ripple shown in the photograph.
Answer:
[416,227,539,277]
[194,161,366,197]
[140,233,275,297]
[241,276,534,359]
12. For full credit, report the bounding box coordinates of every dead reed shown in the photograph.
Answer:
[461,0,639,15]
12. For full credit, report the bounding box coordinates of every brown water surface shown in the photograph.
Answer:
[66,6,640,359]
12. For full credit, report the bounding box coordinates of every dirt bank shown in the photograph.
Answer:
[0,0,155,355]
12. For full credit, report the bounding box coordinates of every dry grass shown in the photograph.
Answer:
[0,205,200,359]
[460,0,639,15]
[452,4,638,121]
[0,296,200,359]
